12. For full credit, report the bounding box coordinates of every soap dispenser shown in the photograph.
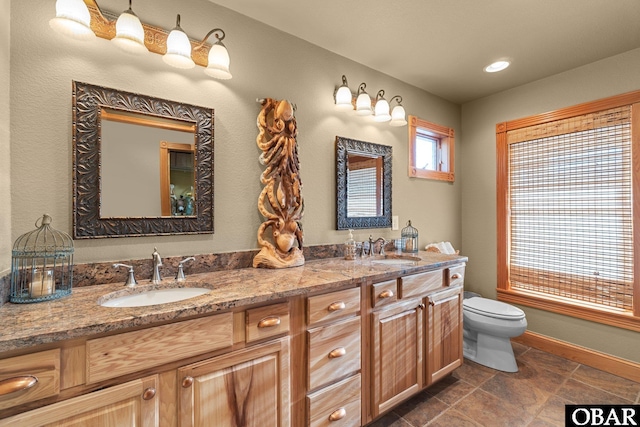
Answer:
[344,229,357,260]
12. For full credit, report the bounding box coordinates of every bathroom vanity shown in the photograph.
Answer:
[0,253,466,426]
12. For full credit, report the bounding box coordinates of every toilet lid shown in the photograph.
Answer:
[463,297,525,320]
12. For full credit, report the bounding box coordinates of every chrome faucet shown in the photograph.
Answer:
[369,236,387,256]
[152,247,162,284]
[113,263,138,287]
[176,257,196,282]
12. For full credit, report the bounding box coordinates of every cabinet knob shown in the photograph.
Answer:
[0,376,38,397]
[327,301,346,312]
[418,303,426,310]
[328,407,347,421]
[328,347,347,359]
[142,387,156,400]
[379,289,394,299]
[451,273,462,279]
[182,376,194,388]
[257,316,281,328]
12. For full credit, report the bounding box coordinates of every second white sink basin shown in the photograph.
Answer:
[100,287,211,308]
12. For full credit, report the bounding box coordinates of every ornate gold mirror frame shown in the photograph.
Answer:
[72,81,214,238]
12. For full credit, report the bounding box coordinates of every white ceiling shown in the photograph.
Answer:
[209,0,640,104]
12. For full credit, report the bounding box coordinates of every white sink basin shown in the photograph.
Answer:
[100,287,211,308]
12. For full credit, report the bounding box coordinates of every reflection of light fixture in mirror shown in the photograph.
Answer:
[484,60,510,73]
[389,96,407,127]
[195,29,232,79]
[373,90,391,122]
[49,0,96,41]
[355,83,372,116]
[334,75,354,110]
[163,14,195,69]
[111,0,147,54]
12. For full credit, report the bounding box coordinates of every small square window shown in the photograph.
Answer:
[408,116,454,182]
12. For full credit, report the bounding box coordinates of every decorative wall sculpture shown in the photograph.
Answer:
[253,98,305,268]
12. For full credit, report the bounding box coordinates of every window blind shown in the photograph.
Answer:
[347,166,379,217]
[507,106,633,311]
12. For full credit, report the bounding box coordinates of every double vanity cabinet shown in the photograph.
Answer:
[0,255,466,426]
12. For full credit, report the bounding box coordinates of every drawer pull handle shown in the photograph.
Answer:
[379,289,394,299]
[0,376,38,396]
[142,387,156,400]
[328,301,346,312]
[451,273,462,279]
[182,376,194,388]
[258,316,281,328]
[328,347,346,359]
[329,407,347,421]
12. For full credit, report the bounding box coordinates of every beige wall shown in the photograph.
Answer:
[1,0,10,275]
[461,48,640,363]
[9,0,461,264]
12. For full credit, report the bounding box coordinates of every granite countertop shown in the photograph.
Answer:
[0,252,467,353]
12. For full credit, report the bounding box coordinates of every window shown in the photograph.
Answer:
[496,91,640,332]
[408,115,454,182]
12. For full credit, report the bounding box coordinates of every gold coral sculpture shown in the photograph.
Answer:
[253,98,305,268]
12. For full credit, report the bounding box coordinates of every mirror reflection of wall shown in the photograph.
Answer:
[347,153,383,217]
[100,109,196,218]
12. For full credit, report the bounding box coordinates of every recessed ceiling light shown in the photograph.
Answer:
[484,60,510,73]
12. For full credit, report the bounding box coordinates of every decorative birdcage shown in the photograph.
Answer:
[10,214,74,303]
[401,220,419,253]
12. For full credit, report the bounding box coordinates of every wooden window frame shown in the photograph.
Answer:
[496,90,640,332]
[408,115,455,182]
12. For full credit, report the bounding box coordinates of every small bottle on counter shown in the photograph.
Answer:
[344,229,357,260]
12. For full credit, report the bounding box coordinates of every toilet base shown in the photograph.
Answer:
[463,330,518,372]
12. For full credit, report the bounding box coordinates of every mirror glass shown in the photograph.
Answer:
[100,108,197,217]
[336,136,392,230]
[72,81,214,238]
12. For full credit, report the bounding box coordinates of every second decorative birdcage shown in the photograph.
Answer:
[401,220,419,253]
[10,214,74,303]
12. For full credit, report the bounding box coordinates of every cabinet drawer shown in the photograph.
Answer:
[87,313,233,383]
[246,302,290,343]
[372,280,398,308]
[307,317,361,391]
[399,270,443,299]
[447,265,466,287]
[307,287,360,326]
[307,374,361,427]
[0,349,60,411]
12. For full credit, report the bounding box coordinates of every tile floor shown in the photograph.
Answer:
[367,342,640,427]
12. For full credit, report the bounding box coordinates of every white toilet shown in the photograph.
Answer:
[462,296,527,372]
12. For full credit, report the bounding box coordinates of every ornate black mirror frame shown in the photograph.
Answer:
[72,81,214,238]
[336,136,392,230]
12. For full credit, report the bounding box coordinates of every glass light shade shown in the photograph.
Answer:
[335,85,353,110]
[373,98,391,122]
[204,43,232,79]
[112,10,147,54]
[390,105,407,126]
[355,92,372,116]
[163,28,195,69]
[49,0,95,41]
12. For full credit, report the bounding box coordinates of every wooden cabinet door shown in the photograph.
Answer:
[425,286,463,386]
[0,375,158,427]
[370,299,423,418]
[178,338,290,427]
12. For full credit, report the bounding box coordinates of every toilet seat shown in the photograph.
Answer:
[463,297,525,320]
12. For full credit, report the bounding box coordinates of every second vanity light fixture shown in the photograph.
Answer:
[334,75,407,127]
[49,0,232,80]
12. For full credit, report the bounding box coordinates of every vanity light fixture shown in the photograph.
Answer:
[389,96,407,127]
[484,60,510,73]
[333,75,407,127]
[49,0,233,80]
[49,0,96,41]
[111,0,147,54]
[355,83,373,116]
[373,90,391,122]
[163,14,195,69]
